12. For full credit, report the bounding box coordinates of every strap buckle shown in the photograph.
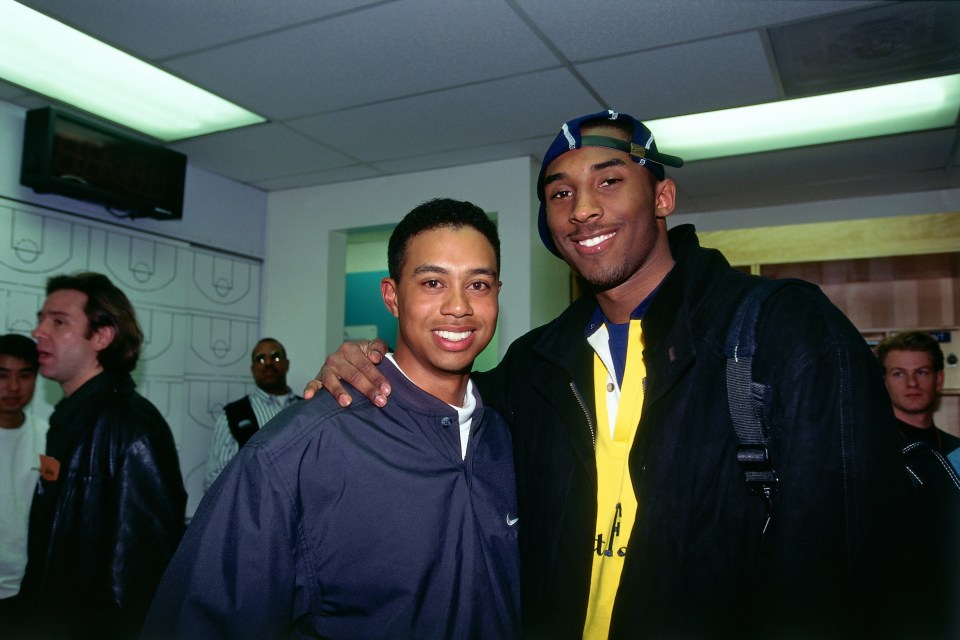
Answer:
[736,444,771,470]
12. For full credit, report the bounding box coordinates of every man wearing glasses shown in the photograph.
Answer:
[203,338,300,490]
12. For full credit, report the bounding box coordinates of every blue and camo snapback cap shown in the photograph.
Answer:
[537,109,684,256]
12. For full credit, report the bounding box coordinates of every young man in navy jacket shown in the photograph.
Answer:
[144,199,520,639]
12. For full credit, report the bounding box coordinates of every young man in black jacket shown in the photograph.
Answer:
[312,110,917,639]
[877,330,960,636]
[21,272,186,639]
[877,330,960,454]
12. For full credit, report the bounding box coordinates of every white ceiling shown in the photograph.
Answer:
[2,0,958,214]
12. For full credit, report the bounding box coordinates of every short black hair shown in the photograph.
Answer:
[387,198,500,281]
[876,330,944,372]
[251,337,287,362]
[0,334,39,371]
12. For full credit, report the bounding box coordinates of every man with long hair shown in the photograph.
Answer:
[21,272,186,639]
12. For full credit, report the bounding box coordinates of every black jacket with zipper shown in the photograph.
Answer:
[476,224,914,639]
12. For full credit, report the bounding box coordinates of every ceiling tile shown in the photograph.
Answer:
[16,0,385,59]
[287,69,600,162]
[577,31,779,119]
[163,0,560,120]
[372,136,554,175]
[0,79,27,101]
[169,123,356,182]
[516,0,881,61]
[253,164,384,191]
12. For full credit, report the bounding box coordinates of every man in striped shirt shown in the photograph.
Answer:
[203,338,300,490]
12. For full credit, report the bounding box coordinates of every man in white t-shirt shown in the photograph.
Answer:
[0,333,46,625]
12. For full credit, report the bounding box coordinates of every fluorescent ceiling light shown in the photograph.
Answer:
[0,0,265,141]
[648,73,960,162]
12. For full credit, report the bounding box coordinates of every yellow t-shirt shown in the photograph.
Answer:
[583,320,645,640]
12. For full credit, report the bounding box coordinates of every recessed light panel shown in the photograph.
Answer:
[649,74,960,162]
[0,0,265,141]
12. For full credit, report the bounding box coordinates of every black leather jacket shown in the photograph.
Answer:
[477,224,913,639]
[22,371,186,639]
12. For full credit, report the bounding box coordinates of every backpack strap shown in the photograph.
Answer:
[724,278,806,534]
[902,440,960,494]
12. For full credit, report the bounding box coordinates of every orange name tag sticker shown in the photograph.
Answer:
[39,455,60,482]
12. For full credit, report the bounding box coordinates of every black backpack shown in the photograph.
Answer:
[724,278,960,526]
[722,278,802,536]
[724,276,960,636]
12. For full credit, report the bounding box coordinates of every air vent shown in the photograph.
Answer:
[768,2,960,97]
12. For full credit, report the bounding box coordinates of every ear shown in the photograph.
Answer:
[654,178,677,219]
[936,369,945,392]
[91,325,116,353]
[381,278,400,318]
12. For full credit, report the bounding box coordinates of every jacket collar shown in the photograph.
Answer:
[532,294,597,372]
[48,371,133,461]
[377,356,483,417]
[53,370,131,415]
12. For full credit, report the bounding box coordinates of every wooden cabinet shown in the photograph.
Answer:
[761,253,958,331]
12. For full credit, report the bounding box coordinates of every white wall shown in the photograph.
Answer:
[264,156,571,391]
[0,98,270,514]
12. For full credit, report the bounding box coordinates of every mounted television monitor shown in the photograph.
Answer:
[20,107,187,220]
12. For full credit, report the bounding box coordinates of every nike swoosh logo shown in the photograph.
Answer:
[506,515,519,526]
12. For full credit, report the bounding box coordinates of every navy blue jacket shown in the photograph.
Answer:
[144,358,520,639]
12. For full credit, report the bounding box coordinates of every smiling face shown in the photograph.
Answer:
[32,288,114,397]
[0,355,37,428]
[381,226,500,405]
[883,348,944,425]
[541,125,676,317]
